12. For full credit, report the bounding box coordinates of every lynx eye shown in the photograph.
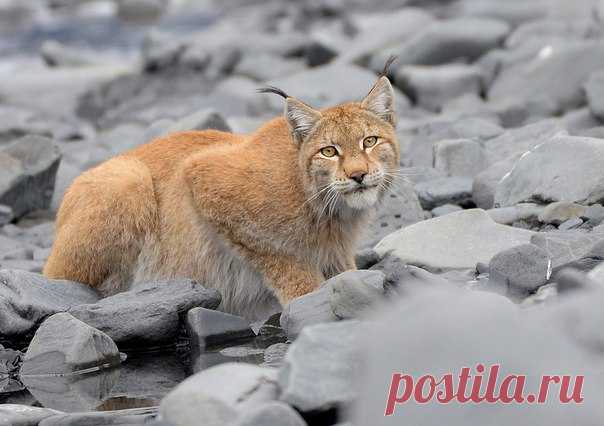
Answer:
[320,146,338,158]
[363,136,378,148]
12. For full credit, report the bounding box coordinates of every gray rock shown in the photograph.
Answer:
[538,201,587,225]
[489,41,604,115]
[166,108,231,133]
[0,405,61,426]
[20,313,120,376]
[414,177,473,210]
[585,70,604,120]
[472,155,520,209]
[160,363,279,426]
[69,280,221,347]
[531,229,604,268]
[431,204,463,217]
[236,402,306,426]
[559,217,584,231]
[370,18,510,70]
[279,321,361,412]
[40,407,157,426]
[481,119,566,166]
[261,63,410,112]
[0,270,99,339]
[487,203,544,225]
[395,64,483,112]
[186,307,254,349]
[280,282,337,340]
[505,17,599,49]
[374,209,534,270]
[329,270,386,319]
[0,205,13,226]
[336,8,434,64]
[352,288,603,425]
[489,244,551,294]
[494,135,604,207]
[454,0,545,27]
[405,116,503,167]
[0,135,61,219]
[360,183,424,248]
[433,139,488,178]
[235,53,306,82]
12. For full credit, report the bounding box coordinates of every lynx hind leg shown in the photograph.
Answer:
[44,156,158,295]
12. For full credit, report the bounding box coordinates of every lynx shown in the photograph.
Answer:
[44,75,400,319]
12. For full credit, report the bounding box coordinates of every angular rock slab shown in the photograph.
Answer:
[20,313,120,376]
[329,270,386,320]
[494,135,604,207]
[186,307,254,349]
[374,209,534,270]
[0,269,100,338]
[0,135,61,219]
[160,363,279,426]
[280,282,337,340]
[0,405,62,426]
[69,280,221,347]
[279,320,361,413]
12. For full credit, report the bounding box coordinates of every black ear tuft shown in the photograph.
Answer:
[380,55,398,78]
[257,86,289,99]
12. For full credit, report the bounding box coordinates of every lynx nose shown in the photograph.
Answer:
[350,172,366,184]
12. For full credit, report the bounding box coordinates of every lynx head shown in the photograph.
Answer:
[260,74,400,214]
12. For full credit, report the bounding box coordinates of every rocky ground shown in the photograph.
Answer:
[2,0,604,425]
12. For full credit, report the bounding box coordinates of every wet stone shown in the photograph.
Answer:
[186,307,255,350]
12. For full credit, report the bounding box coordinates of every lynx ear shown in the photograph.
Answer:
[361,76,396,127]
[285,97,322,144]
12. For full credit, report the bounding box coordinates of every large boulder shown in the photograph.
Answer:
[369,18,510,70]
[0,135,61,219]
[20,313,120,376]
[494,135,604,207]
[69,280,221,347]
[374,209,534,270]
[160,363,279,426]
[0,270,99,339]
[489,41,604,115]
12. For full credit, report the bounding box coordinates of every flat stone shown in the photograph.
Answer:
[329,270,386,320]
[414,177,473,210]
[370,18,510,70]
[0,405,61,426]
[186,307,254,349]
[531,229,604,268]
[20,313,120,376]
[538,201,588,225]
[494,135,604,207]
[0,270,100,339]
[374,209,534,270]
[487,203,545,225]
[431,204,463,217]
[69,280,221,347]
[39,407,157,426]
[279,321,361,413]
[160,363,279,426]
[559,217,584,231]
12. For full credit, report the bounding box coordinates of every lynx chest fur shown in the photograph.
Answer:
[44,76,400,319]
